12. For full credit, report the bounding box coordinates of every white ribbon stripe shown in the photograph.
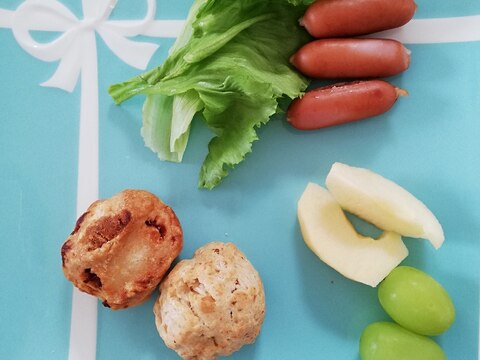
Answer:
[372,15,480,43]
[1,1,175,360]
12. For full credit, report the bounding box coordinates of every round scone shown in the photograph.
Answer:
[61,189,183,309]
[154,242,266,360]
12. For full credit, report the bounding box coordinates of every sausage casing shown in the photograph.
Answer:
[291,38,410,79]
[301,0,417,38]
[287,80,405,130]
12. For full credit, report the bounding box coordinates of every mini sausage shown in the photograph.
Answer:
[301,0,417,38]
[291,38,410,79]
[287,80,406,130]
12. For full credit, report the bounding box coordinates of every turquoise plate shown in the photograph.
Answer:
[0,0,478,359]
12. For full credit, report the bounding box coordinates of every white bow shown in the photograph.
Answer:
[11,0,159,92]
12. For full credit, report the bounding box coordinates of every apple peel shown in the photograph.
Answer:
[298,182,408,287]
[326,162,444,249]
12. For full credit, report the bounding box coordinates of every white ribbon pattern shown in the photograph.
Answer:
[11,0,159,92]
[4,1,169,360]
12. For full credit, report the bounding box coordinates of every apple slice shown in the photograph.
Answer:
[325,163,444,249]
[298,182,408,287]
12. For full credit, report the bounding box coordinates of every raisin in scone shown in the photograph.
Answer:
[154,242,265,360]
[61,189,183,309]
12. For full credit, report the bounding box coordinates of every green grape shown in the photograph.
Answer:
[359,322,446,360]
[378,266,455,336]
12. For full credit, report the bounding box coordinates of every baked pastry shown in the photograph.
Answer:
[154,242,265,360]
[61,189,183,309]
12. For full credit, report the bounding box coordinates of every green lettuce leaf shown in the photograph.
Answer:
[287,0,315,6]
[141,91,201,162]
[109,0,311,189]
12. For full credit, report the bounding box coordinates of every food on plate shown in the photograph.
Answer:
[298,182,408,287]
[109,0,312,189]
[326,162,445,249]
[61,190,183,309]
[301,0,416,38]
[290,38,410,79]
[153,242,265,360]
[359,322,446,360]
[287,80,406,130]
[378,266,455,336]
[290,0,415,130]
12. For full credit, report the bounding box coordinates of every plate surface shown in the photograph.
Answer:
[0,0,479,359]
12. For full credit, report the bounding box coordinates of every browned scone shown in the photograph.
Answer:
[61,189,183,310]
[153,242,266,360]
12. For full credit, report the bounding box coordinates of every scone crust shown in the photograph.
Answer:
[154,242,265,360]
[61,189,183,309]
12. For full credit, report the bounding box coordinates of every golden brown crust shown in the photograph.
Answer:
[61,189,183,310]
[154,242,265,360]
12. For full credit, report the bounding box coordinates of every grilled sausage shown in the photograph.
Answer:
[287,80,407,130]
[290,38,410,79]
[301,0,417,38]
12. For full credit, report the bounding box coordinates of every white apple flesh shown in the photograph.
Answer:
[325,162,444,249]
[298,182,408,287]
